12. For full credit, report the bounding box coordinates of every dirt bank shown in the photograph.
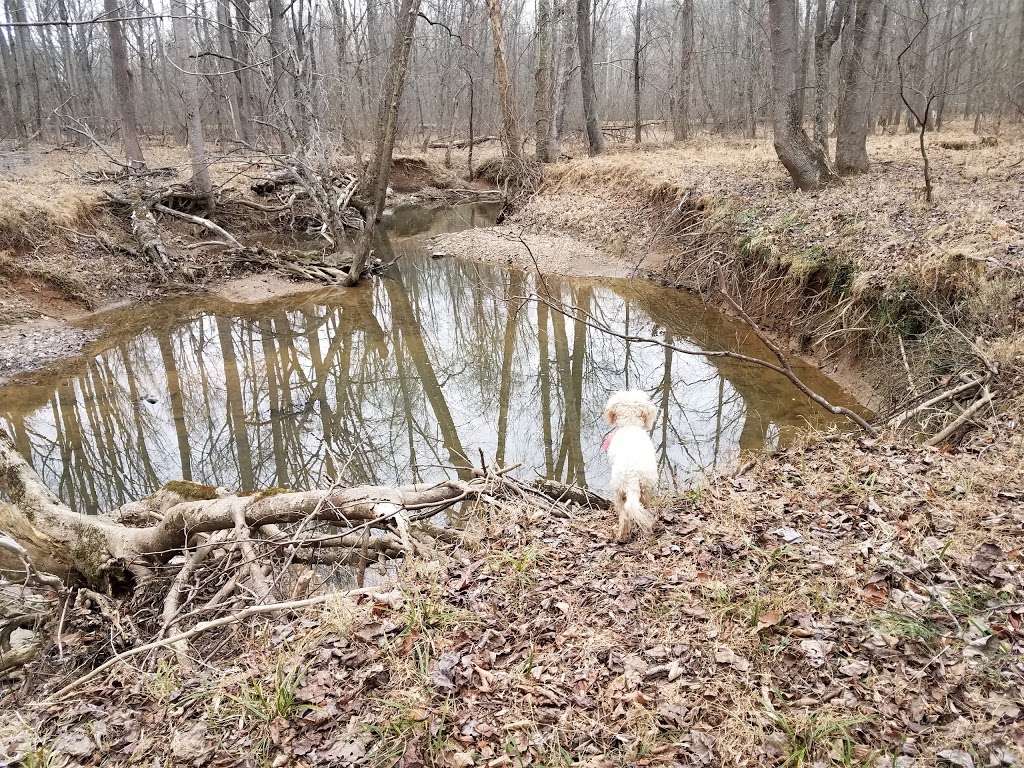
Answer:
[434,128,1024,409]
[0,141,498,382]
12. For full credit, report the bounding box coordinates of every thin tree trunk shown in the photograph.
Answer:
[551,0,576,154]
[632,0,642,144]
[103,0,146,167]
[6,0,31,139]
[767,0,837,190]
[218,0,252,142]
[171,0,213,203]
[745,0,758,139]
[486,0,522,162]
[268,0,295,149]
[812,0,849,155]
[536,0,554,160]
[904,0,931,132]
[835,0,880,174]
[797,0,813,119]
[673,0,694,140]
[345,0,422,286]
[576,0,604,154]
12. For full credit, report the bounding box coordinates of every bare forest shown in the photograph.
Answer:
[1,0,1021,176]
[1,0,1024,765]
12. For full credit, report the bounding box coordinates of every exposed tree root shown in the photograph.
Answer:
[0,425,581,679]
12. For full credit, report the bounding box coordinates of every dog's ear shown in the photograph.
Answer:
[641,402,657,431]
[603,404,617,426]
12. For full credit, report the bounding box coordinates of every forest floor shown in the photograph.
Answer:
[2,127,1024,766]
[3,429,1022,767]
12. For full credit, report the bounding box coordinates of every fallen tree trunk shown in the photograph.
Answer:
[426,135,498,149]
[0,429,569,588]
[0,425,591,676]
[129,185,171,274]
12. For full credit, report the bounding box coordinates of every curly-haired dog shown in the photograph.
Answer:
[602,390,658,541]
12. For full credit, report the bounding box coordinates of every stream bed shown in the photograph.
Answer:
[0,203,861,514]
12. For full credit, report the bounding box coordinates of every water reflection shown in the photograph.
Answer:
[0,206,859,515]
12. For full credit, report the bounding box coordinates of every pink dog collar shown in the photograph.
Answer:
[601,429,616,452]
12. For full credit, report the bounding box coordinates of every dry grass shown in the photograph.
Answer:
[0,181,100,251]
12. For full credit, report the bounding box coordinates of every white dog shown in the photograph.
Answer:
[602,390,659,541]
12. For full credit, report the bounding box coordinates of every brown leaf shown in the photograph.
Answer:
[754,610,782,633]
[713,646,750,672]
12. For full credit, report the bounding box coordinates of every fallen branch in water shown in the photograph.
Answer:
[520,289,877,436]
[714,279,878,435]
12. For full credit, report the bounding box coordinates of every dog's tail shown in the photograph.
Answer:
[622,478,655,538]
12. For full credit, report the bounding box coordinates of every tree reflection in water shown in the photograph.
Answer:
[1,211,858,515]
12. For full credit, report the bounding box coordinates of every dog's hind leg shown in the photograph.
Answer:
[615,490,631,541]
[620,479,654,540]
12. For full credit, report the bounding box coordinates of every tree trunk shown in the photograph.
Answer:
[576,0,604,155]
[170,0,213,203]
[767,0,837,190]
[0,24,22,138]
[268,0,295,150]
[797,0,813,119]
[535,0,554,160]
[1017,0,1024,120]
[632,0,642,144]
[934,1,962,130]
[812,0,849,155]
[486,0,522,162]
[835,0,880,174]
[6,0,31,139]
[673,0,694,140]
[217,0,253,143]
[103,0,146,167]
[745,0,759,139]
[904,0,931,132]
[345,0,422,286]
[551,0,577,155]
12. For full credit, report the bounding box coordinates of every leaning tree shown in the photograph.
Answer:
[766,0,837,190]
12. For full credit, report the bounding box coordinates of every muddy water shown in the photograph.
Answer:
[0,203,861,514]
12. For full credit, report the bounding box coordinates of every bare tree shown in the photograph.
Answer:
[551,0,577,155]
[485,0,522,162]
[346,0,422,286]
[835,0,881,174]
[903,0,931,132]
[672,0,694,140]
[897,1,936,202]
[536,0,554,160]
[170,0,212,203]
[632,0,643,144]
[577,0,604,154]
[767,0,837,189]
[103,0,145,167]
[812,0,850,154]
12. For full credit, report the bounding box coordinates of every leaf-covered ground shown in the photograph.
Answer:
[4,424,1021,767]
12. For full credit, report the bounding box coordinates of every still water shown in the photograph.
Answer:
[0,203,860,514]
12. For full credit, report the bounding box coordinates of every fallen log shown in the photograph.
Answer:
[0,427,573,587]
[427,135,498,149]
[129,185,171,274]
[532,479,611,509]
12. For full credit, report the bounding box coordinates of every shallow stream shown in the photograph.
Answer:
[0,203,860,514]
